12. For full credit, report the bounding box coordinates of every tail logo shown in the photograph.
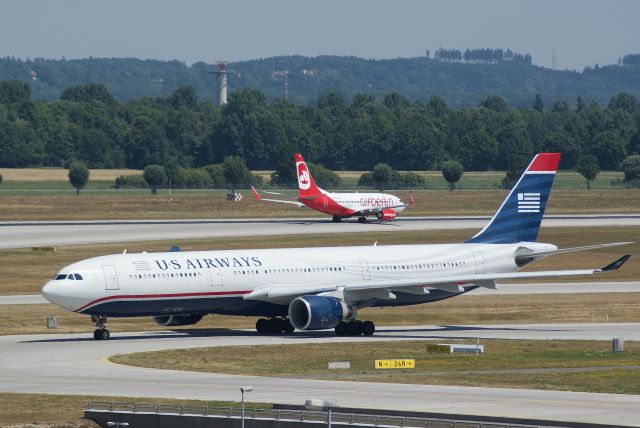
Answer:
[517,193,541,213]
[297,162,311,190]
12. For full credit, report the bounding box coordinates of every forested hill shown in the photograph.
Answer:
[2,54,640,108]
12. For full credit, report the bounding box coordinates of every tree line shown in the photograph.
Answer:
[2,54,640,108]
[1,80,640,181]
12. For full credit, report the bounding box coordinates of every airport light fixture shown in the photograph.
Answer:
[240,386,254,428]
[305,399,334,428]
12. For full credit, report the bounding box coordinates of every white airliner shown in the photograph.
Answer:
[42,153,631,340]
[252,153,412,222]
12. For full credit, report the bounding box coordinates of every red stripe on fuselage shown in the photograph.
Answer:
[75,290,251,313]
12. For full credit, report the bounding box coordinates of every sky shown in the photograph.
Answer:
[1,0,638,70]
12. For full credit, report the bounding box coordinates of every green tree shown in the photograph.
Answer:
[60,83,116,106]
[576,155,600,190]
[68,161,90,195]
[621,155,640,182]
[502,154,529,189]
[441,160,464,191]
[223,156,248,192]
[480,96,508,112]
[143,164,166,194]
[533,94,544,112]
[372,163,393,191]
[589,130,627,170]
[0,174,3,185]
[0,80,31,104]
[309,163,341,189]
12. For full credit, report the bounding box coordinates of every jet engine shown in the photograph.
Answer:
[376,208,397,221]
[288,295,350,330]
[152,314,203,326]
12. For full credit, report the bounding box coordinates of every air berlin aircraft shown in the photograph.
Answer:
[42,153,631,340]
[252,153,412,222]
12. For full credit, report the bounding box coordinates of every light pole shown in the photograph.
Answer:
[106,422,129,428]
[240,386,254,428]
[305,399,334,428]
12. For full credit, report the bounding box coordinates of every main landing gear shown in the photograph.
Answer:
[357,216,367,224]
[92,315,110,340]
[255,317,295,334]
[334,320,375,336]
[332,215,342,223]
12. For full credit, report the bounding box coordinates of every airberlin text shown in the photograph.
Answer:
[360,196,392,207]
[154,256,262,271]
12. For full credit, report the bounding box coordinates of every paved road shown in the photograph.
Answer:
[1,323,639,426]
[1,214,639,249]
[3,281,639,305]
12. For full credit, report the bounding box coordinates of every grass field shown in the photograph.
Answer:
[0,188,640,220]
[110,339,640,394]
[4,292,639,336]
[0,393,269,426]
[1,227,638,296]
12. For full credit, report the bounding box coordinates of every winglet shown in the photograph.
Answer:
[251,185,261,201]
[600,255,632,272]
[408,191,415,208]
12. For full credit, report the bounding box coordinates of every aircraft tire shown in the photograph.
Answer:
[93,329,102,340]
[357,216,367,224]
[362,321,375,336]
[283,319,295,334]
[100,329,110,340]
[347,321,363,336]
[335,321,347,336]
[332,216,342,223]
[256,318,268,334]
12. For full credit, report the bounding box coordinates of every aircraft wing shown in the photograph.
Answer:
[251,186,306,207]
[243,255,631,304]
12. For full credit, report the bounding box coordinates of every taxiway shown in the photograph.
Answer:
[1,324,639,426]
[1,214,639,249]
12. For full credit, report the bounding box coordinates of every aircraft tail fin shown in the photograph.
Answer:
[465,153,561,244]
[295,153,323,197]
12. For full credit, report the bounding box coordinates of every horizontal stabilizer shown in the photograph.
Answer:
[516,242,633,262]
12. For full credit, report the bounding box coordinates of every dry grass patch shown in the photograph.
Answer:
[0,189,639,220]
[110,339,640,394]
[0,168,141,182]
[0,392,267,426]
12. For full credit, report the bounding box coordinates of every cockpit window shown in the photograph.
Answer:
[67,274,75,280]
[74,274,83,280]
[54,274,67,280]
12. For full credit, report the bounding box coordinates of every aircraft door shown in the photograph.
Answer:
[323,197,329,208]
[472,252,485,274]
[102,265,119,290]
[359,259,370,280]
[209,267,223,286]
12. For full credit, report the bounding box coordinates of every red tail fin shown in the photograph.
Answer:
[295,153,322,197]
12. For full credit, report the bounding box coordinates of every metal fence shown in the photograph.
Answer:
[86,402,544,428]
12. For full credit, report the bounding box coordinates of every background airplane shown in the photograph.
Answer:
[252,153,412,222]
[42,153,631,340]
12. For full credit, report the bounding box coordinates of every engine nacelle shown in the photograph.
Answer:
[288,295,350,330]
[376,208,397,221]
[152,314,203,326]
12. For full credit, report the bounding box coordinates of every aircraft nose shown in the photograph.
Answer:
[41,280,59,305]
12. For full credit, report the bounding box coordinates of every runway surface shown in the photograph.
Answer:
[1,323,640,426]
[2,281,639,305]
[1,214,639,249]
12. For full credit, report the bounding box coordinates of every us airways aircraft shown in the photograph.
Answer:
[252,153,412,222]
[42,153,631,340]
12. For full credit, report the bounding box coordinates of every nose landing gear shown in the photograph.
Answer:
[91,315,110,340]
